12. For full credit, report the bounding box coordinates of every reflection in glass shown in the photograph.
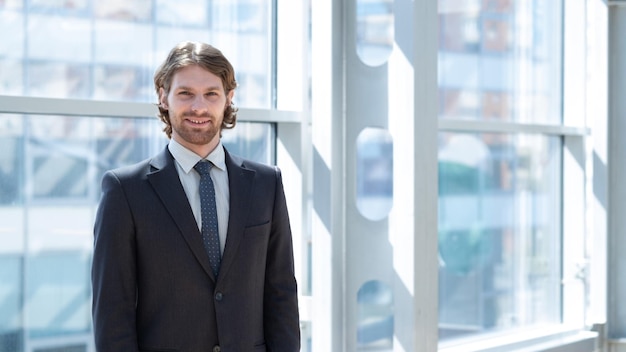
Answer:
[357,280,394,350]
[356,127,393,221]
[356,0,394,66]
[438,1,562,123]
[438,132,561,340]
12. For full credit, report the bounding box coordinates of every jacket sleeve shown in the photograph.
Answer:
[91,171,139,352]
[264,167,301,351]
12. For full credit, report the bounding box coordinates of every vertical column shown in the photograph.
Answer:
[311,0,346,350]
[608,4,626,352]
[412,0,439,349]
[311,0,438,350]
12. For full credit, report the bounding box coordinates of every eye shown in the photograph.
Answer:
[178,91,192,96]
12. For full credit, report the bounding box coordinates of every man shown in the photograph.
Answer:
[91,41,300,351]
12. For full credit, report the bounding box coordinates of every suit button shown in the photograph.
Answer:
[215,292,223,301]
[213,345,221,352]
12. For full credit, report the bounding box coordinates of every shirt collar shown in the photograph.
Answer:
[168,138,226,173]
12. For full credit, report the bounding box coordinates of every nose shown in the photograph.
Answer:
[191,96,209,114]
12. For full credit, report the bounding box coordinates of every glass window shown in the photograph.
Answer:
[156,0,208,26]
[356,0,394,66]
[26,252,91,338]
[0,60,23,96]
[0,115,23,205]
[0,0,23,9]
[357,280,394,350]
[0,11,24,59]
[0,255,22,352]
[438,132,562,339]
[356,127,393,221]
[94,0,152,21]
[438,1,562,124]
[93,65,152,101]
[26,62,91,99]
[94,21,153,66]
[27,15,92,63]
[222,122,275,166]
[0,0,273,108]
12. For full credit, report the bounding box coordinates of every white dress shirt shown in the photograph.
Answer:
[168,139,230,255]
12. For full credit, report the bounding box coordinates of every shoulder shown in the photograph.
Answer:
[104,147,172,181]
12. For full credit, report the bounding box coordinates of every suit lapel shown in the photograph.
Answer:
[147,148,215,280]
[219,151,255,280]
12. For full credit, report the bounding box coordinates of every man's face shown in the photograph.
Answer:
[159,64,234,156]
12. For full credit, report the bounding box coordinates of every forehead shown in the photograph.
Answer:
[170,64,224,90]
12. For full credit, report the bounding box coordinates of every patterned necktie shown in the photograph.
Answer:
[193,160,221,278]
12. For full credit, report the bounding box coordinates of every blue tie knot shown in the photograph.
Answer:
[194,160,213,175]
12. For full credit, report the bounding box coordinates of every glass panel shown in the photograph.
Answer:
[0,0,273,108]
[0,11,24,59]
[356,0,394,67]
[0,0,23,9]
[26,62,91,99]
[94,21,153,66]
[0,113,275,350]
[438,132,561,340]
[222,122,275,166]
[94,0,152,21]
[357,280,394,350]
[156,0,208,26]
[0,255,22,351]
[27,16,92,62]
[29,0,89,14]
[93,65,151,101]
[356,127,393,221]
[438,1,562,123]
[26,252,91,338]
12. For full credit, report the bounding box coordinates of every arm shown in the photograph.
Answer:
[264,168,301,351]
[91,171,139,352]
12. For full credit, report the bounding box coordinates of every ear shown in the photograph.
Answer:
[159,87,168,109]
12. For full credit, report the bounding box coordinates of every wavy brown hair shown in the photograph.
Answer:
[154,41,238,138]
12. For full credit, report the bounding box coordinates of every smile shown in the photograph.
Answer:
[188,119,209,124]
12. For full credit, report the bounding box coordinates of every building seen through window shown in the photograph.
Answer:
[438,0,563,341]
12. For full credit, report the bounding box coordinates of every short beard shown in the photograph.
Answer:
[172,112,220,146]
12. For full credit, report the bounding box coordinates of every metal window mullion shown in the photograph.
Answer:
[438,118,589,136]
[0,95,303,123]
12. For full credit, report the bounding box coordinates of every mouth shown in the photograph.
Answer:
[186,118,211,125]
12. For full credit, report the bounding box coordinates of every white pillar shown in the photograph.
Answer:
[607,4,626,352]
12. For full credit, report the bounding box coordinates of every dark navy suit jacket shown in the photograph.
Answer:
[91,146,300,351]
